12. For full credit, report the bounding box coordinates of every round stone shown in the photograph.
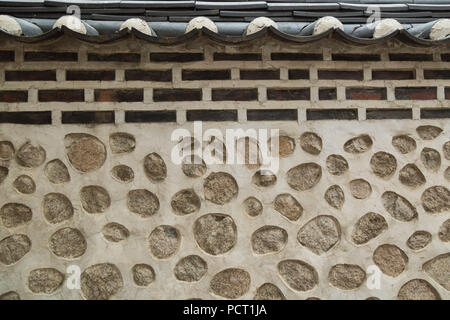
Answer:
[438,219,450,242]
[268,135,295,158]
[328,264,366,290]
[111,164,134,183]
[81,263,123,300]
[253,283,286,300]
[28,268,64,294]
[210,268,251,299]
[182,155,207,178]
[13,175,35,194]
[297,215,341,255]
[174,255,207,282]
[373,244,408,277]
[273,193,303,221]
[382,191,418,222]
[423,253,450,291]
[109,132,135,154]
[421,186,450,214]
[80,186,110,214]
[48,227,87,259]
[0,166,8,184]
[194,213,237,255]
[0,203,32,228]
[171,189,201,215]
[443,141,450,160]
[407,231,432,251]
[351,212,388,245]
[15,142,46,168]
[0,291,20,300]
[416,125,442,140]
[0,140,14,160]
[65,133,106,173]
[343,135,373,154]
[421,147,441,171]
[349,179,372,199]
[370,151,397,179]
[42,193,74,224]
[278,260,318,292]
[324,185,345,209]
[0,234,31,265]
[148,225,181,259]
[251,225,288,255]
[44,159,70,184]
[132,264,155,286]
[445,167,450,181]
[143,152,167,182]
[326,154,349,176]
[102,222,130,243]
[243,197,263,217]
[127,189,159,217]
[392,135,416,154]
[398,279,440,300]
[300,132,322,155]
[252,170,277,187]
[204,172,238,205]
[399,164,426,188]
[286,163,322,191]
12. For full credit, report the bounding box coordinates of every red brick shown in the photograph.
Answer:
[24,52,77,61]
[66,70,115,81]
[94,89,143,102]
[0,90,28,103]
[153,89,202,102]
[212,89,257,101]
[267,88,310,100]
[5,70,56,81]
[346,87,387,100]
[182,69,230,81]
[88,53,140,63]
[318,70,363,80]
[395,87,437,100]
[39,90,84,102]
[372,70,415,80]
[0,51,14,62]
[423,70,450,80]
[240,69,280,80]
[125,69,172,81]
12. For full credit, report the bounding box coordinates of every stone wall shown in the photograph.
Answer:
[0,35,449,300]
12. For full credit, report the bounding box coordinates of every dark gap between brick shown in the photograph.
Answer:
[247,109,298,121]
[213,53,261,61]
[212,88,258,101]
[0,50,14,62]
[332,53,380,61]
[366,109,412,120]
[62,111,115,124]
[24,52,77,61]
[240,69,280,80]
[307,109,357,120]
[420,108,450,119]
[389,53,433,61]
[288,69,309,80]
[125,111,176,123]
[88,53,140,63]
[0,111,51,124]
[319,88,337,100]
[150,52,204,62]
[187,110,237,122]
[153,89,202,102]
[182,69,231,81]
[271,53,323,61]
[318,70,363,81]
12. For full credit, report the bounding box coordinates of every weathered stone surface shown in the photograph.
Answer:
[251,226,288,255]
[42,193,74,224]
[392,135,416,154]
[0,234,31,265]
[445,167,450,181]
[13,175,35,194]
[0,166,8,184]
[253,283,286,300]
[438,219,450,242]
[210,268,251,299]
[324,185,345,209]
[81,263,123,300]
[109,132,135,154]
[407,231,432,251]
[243,197,263,217]
[194,214,237,255]
[373,244,408,277]
[182,155,207,178]
[102,222,130,243]
[382,191,417,222]
[286,163,322,191]
[349,179,372,199]
[370,151,397,179]
[326,154,349,176]
[127,189,159,217]
[351,212,388,245]
[399,164,426,188]
[0,291,20,300]
[28,268,64,294]
[343,135,373,153]
[171,189,201,215]
[204,172,238,204]
[252,170,277,187]
[174,255,207,282]
[0,203,32,228]
[65,133,106,173]
[111,165,134,183]
[416,125,442,140]
[300,132,322,155]
[15,142,46,168]
[44,159,70,184]
[421,186,450,214]
[143,152,167,182]
[420,147,441,171]
[80,185,110,214]
[328,264,366,290]
[149,225,181,259]
[132,264,155,286]
[423,253,450,291]
[0,140,14,160]
[49,227,87,259]
[444,141,450,160]
[269,135,295,158]
[297,215,341,255]
[278,260,318,292]
[397,279,441,300]
[273,193,303,221]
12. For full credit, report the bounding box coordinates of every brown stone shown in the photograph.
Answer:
[132,264,155,286]
[210,268,251,299]
[421,186,450,214]
[252,170,277,187]
[382,191,418,222]
[445,167,450,181]
[148,225,181,259]
[48,227,87,259]
[194,213,237,255]
[42,193,74,223]
[351,212,388,245]
[370,151,397,179]
[253,283,286,300]
[81,263,123,300]
[127,189,159,217]
[182,155,207,178]
[328,264,366,290]
[423,253,450,290]
[421,147,441,171]
[416,125,442,140]
[0,234,31,265]
[324,185,345,209]
[373,244,408,277]
[444,141,450,160]
[278,260,318,291]
[174,255,207,282]
[0,291,20,300]
[268,135,295,158]
[0,140,14,160]
[392,135,416,154]
[273,193,303,221]
[204,172,238,204]
[438,219,450,242]
[0,166,8,184]
[80,185,110,214]
[343,135,373,153]
[251,225,288,254]
[243,197,263,217]
[13,175,35,194]
[44,159,70,184]
[286,163,322,191]
[65,133,106,173]
[28,268,64,294]
[406,231,432,251]
[143,152,167,182]
[349,179,372,199]
[399,164,426,188]
[111,164,134,183]
[102,222,130,243]
[326,154,349,176]
[0,203,32,228]
[297,215,341,255]
[300,132,322,155]
[109,132,135,154]
[15,142,46,168]
[171,189,201,215]
[397,279,441,300]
